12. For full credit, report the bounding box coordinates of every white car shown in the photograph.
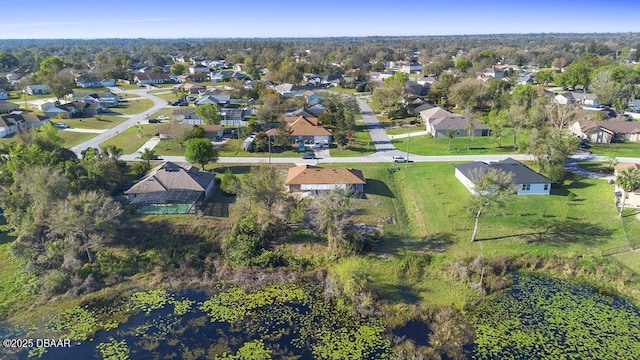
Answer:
[157,115,169,120]
[392,155,407,163]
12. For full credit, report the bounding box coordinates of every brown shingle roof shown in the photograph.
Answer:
[125,161,214,195]
[576,120,640,135]
[287,117,331,136]
[285,165,366,185]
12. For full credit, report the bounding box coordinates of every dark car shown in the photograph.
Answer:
[148,119,161,124]
[579,140,590,149]
[301,152,316,159]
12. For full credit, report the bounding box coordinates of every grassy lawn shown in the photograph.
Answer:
[149,90,179,103]
[57,114,128,130]
[392,132,522,156]
[326,87,357,95]
[101,124,164,154]
[329,124,376,157]
[109,98,154,116]
[153,139,187,156]
[0,220,36,319]
[590,141,640,157]
[301,162,640,309]
[116,81,144,90]
[217,139,301,158]
[613,250,640,274]
[58,131,97,147]
[386,126,425,136]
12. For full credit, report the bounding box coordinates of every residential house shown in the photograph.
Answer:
[76,78,116,88]
[134,73,171,86]
[124,161,215,214]
[61,101,102,117]
[201,124,224,139]
[286,108,318,122]
[173,82,206,94]
[0,90,8,100]
[44,106,71,119]
[614,163,640,209]
[554,93,574,105]
[266,117,331,145]
[196,94,231,106]
[23,84,49,95]
[0,112,50,138]
[322,74,343,86]
[455,158,551,195]
[0,101,19,114]
[301,90,321,106]
[570,120,640,143]
[188,73,208,82]
[72,92,118,107]
[478,67,505,81]
[189,64,210,75]
[421,107,490,138]
[570,91,599,107]
[515,75,534,85]
[404,81,426,97]
[285,165,366,196]
[210,71,250,82]
[233,64,245,72]
[416,76,437,86]
[274,83,303,97]
[400,61,423,74]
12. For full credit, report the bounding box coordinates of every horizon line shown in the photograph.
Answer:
[1,31,639,41]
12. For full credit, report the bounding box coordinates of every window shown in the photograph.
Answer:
[543,184,549,191]
[521,184,531,191]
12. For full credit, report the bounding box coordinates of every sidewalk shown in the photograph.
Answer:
[134,136,161,154]
[387,130,429,139]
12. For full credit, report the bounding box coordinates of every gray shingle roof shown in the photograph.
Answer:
[455,158,549,185]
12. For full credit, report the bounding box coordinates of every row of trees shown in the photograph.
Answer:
[0,129,129,295]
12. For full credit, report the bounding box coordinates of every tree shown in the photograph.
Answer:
[35,56,65,81]
[170,63,187,76]
[465,117,475,151]
[313,189,354,254]
[46,69,76,100]
[590,69,624,105]
[194,103,221,125]
[38,122,62,146]
[140,148,156,166]
[527,127,577,183]
[535,69,556,86]
[0,51,19,69]
[511,84,538,110]
[185,138,218,169]
[222,213,265,266]
[615,168,640,217]
[468,168,515,242]
[454,56,472,72]
[240,166,286,214]
[447,129,454,151]
[449,78,486,113]
[50,191,122,263]
[273,123,292,149]
[220,169,240,195]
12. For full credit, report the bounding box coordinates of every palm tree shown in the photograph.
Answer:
[140,148,156,166]
[615,168,640,217]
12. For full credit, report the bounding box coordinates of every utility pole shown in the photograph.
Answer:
[268,134,272,167]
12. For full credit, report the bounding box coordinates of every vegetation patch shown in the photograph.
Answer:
[469,273,640,359]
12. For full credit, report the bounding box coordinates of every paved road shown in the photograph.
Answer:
[70,88,167,156]
[356,98,397,154]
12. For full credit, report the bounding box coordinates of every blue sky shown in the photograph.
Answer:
[1,0,639,39]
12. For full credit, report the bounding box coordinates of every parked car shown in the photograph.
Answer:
[579,140,590,149]
[172,100,187,106]
[53,122,70,129]
[157,115,169,120]
[148,119,161,124]
[392,155,407,163]
[301,152,316,159]
[186,96,196,101]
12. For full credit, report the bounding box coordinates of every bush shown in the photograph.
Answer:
[43,269,70,295]
[220,169,240,195]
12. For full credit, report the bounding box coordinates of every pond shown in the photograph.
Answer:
[0,285,391,359]
[469,273,640,360]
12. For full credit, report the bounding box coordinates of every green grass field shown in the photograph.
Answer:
[392,132,523,156]
[57,114,128,130]
[590,141,640,157]
[217,139,301,158]
[386,126,425,136]
[100,124,164,154]
[0,221,36,319]
[109,98,154,116]
[58,131,97,147]
[329,124,376,157]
